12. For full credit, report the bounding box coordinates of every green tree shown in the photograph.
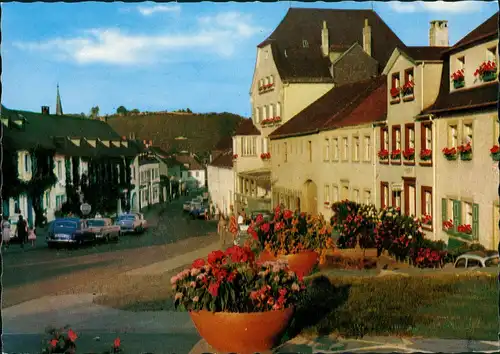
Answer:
[130,108,140,114]
[186,108,192,113]
[116,106,128,115]
[90,106,100,119]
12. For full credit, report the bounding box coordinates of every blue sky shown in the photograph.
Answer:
[2,1,498,117]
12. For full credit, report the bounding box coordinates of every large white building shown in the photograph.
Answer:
[207,136,235,216]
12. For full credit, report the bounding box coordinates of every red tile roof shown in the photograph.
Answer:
[234,118,260,136]
[269,75,387,139]
[258,8,407,83]
[404,46,447,61]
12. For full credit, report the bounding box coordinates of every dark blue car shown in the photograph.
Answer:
[47,217,93,248]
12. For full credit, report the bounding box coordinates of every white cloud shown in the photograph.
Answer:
[13,11,264,66]
[389,1,483,13]
[137,4,181,16]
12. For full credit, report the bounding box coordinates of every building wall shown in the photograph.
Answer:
[207,165,234,216]
[130,157,140,212]
[282,83,334,123]
[331,45,378,86]
[180,169,205,189]
[139,163,161,208]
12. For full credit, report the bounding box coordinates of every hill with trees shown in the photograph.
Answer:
[106,111,245,159]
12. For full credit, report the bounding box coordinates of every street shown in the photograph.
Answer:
[1,193,218,307]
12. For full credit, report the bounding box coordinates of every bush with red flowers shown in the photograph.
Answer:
[442,147,457,160]
[42,327,122,354]
[474,60,497,81]
[402,147,415,160]
[378,149,389,160]
[420,148,432,161]
[410,247,447,268]
[172,245,305,312]
[490,145,500,160]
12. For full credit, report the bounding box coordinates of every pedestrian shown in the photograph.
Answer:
[211,204,216,221]
[229,207,239,245]
[218,213,227,248]
[28,225,37,247]
[15,215,28,249]
[2,215,11,249]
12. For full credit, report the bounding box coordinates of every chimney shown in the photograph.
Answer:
[429,20,449,47]
[321,21,329,57]
[41,106,50,115]
[362,19,372,56]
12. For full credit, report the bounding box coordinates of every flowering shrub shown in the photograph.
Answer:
[420,148,432,161]
[390,87,400,98]
[390,149,401,160]
[474,61,497,81]
[402,80,414,96]
[42,327,122,354]
[402,148,415,160]
[260,152,271,160]
[442,147,457,160]
[443,219,454,231]
[410,247,446,268]
[457,224,472,234]
[421,214,432,226]
[450,69,465,82]
[378,149,389,160]
[247,206,334,259]
[172,245,306,312]
[232,154,238,160]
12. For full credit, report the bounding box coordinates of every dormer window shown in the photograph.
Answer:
[302,39,309,48]
[457,56,465,70]
[390,73,401,102]
[402,68,415,100]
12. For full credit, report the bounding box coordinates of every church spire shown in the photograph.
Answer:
[56,83,63,116]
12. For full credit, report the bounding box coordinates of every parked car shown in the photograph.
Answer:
[183,201,194,212]
[83,218,120,243]
[115,213,147,234]
[189,202,208,219]
[47,217,93,248]
[454,251,499,268]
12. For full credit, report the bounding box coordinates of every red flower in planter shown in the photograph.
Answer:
[402,80,415,95]
[402,147,415,160]
[443,219,454,231]
[490,145,500,154]
[421,214,432,225]
[420,148,432,160]
[114,337,121,349]
[378,149,389,159]
[457,142,472,153]
[442,147,457,157]
[390,149,401,159]
[67,329,78,342]
[260,152,271,159]
[457,224,472,234]
[390,87,400,98]
[232,154,238,159]
[474,60,497,77]
[450,69,465,81]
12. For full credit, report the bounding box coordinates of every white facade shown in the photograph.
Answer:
[138,161,161,209]
[207,164,234,216]
[181,168,206,189]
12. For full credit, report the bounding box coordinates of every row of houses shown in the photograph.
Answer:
[2,99,206,227]
[207,8,499,250]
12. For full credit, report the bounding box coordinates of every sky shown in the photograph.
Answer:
[1,1,498,118]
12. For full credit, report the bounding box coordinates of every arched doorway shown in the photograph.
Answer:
[303,180,318,215]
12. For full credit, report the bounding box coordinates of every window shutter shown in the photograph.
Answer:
[452,200,461,232]
[472,203,479,240]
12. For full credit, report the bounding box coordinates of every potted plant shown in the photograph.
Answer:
[172,246,305,354]
[474,61,497,82]
[401,80,414,98]
[248,206,335,277]
[390,149,401,160]
[457,224,472,235]
[443,219,454,232]
[451,69,465,89]
[458,142,472,161]
[442,147,457,160]
[402,147,415,161]
[378,149,389,161]
[420,148,432,161]
[491,145,500,161]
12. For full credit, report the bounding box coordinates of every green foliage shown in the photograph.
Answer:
[89,106,100,119]
[116,106,128,115]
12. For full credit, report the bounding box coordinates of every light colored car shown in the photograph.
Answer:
[116,213,148,234]
[454,251,499,268]
[84,218,120,242]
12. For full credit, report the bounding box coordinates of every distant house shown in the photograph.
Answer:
[208,136,234,216]
[129,140,161,211]
[174,153,206,190]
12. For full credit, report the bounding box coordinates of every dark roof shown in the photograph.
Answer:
[269,76,387,139]
[214,135,233,151]
[258,8,407,82]
[209,149,233,169]
[139,155,158,166]
[421,58,498,115]
[234,118,260,136]
[174,154,204,170]
[148,146,169,158]
[404,46,446,61]
[450,12,498,51]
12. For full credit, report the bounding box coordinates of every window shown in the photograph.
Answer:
[463,122,473,145]
[404,68,414,84]
[255,107,260,123]
[463,201,473,226]
[24,154,29,172]
[364,135,371,161]
[391,72,400,89]
[353,189,360,203]
[270,75,274,85]
[341,185,349,200]
[196,171,199,177]
[380,182,389,208]
[332,185,339,202]
[364,190,371,205]
[487,46,497,62]
[324,185,330,204]
[405,124,415,150]
[392,126,401,151]
[57,161,63,179]
[353,136,360,161]
[308,141,312,162]
[421,122,432,151]
[467,259,482,268]
[421,186,433,227]
[382,127,389,151]
[455,258,466,268]
[408,185,416,216]
[332,138,339,160]
[494,117,500,146]
[323,138,330,161]
[448,124,458,147]
[252,137,257,155]
[45,191,51,208]
[270,104,276,118]
[392,190,402,209]
[284,142,288,162]
[457,56,465,70]
[276,102,282,118]
[342,137,349,161]
[302,39,309,48]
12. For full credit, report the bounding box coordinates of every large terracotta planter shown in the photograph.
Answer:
[258,250,319,277]
[189,308,294,354]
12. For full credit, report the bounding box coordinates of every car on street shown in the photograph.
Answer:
[454,251,499,268]
[47,217,94,248]
[189,202,208,219]
[82,218,121,243]
[115,213,147,234]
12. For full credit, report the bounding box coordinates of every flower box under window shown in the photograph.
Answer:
[401,81,415,100]
[458,142,472,161]
[457,224,472,235]
[450,69,465,89]
[390,149,401,161]
[474,61,497,82]
[421,214,432,226]
[390,87,401,103]
[402,148,415,161]
[490,145,500,161]
[261,116,281,126]
[420,149,432,161]
[442,219,454,231]
[378,149,389,161]
[232,154,238,160]
[260,152,271,160]
[442,147,457,161]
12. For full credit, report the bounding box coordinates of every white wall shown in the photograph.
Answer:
[207,165,234,216]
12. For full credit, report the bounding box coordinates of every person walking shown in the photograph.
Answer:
[229,206,239,245]
[2,216,11,249]
[15,215,28,249]
[28,225,37,247]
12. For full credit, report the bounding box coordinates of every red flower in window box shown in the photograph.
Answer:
[378,149,389,160]
[402,80,415,96]
[457,142,472,153]
[402,147,415,160]
[390,149,401,159]
[390,87,401,98]
[273,116,282,122]
[474,60,497,78]
[457,224,472,234]
[450,69,465,82]
[420,148,432,161]
[260,152,271,160]
[421,214,432,225]
[232,154,238,160]
[442,147,457,160]
[442,219,453,231]
[490,145,500,160]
